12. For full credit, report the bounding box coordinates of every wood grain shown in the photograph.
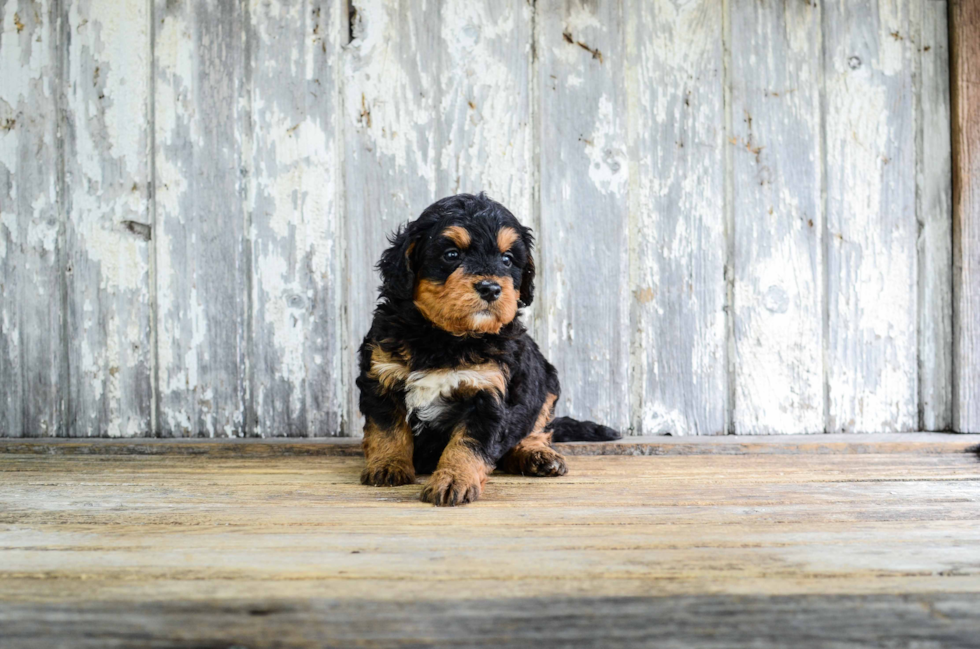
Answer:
[917,0,953,430]
[1,433,978,456]
[342,0,532,434]
[0,0,65,436]
[0,2,963,438]
[824,0,918,432]
[537,0,630,432]
[0,450,977,621]
[153,0,249,436]
[730,0,825,434]
[951,0,980,432]
[63,0,153,437]
[248,0,344,437]
[342,0,435,434]
[626,0,726,436]
[3,593,979,649]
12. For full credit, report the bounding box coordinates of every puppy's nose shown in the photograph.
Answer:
[474,279,502,302]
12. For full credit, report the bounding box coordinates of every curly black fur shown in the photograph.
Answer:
[356,193,619,503]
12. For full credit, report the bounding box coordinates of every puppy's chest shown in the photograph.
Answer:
[369,346,507,432]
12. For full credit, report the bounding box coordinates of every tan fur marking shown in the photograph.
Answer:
[497,226,519,253]
[368,345,411,393]
[361,418,415,486]
[414,270,519,335]
[442,226,471,249]
[533,392,557,433]
[442,362,508,399]
[498,393,566,477]
[420,426,492,506]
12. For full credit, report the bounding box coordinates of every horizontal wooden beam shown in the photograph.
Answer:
[1,433,977,457]
[3,594,979,649]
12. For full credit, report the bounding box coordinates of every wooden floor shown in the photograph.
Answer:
[1,435,979,648]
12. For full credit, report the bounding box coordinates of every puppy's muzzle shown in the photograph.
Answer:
[474,280,502,303]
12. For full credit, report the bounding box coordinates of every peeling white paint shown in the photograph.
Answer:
[246,0,345,437]
[62,0,152,437]
[728,0,825,435]
[629,0,726,435]
[538,0,630,428]
[0,0,954,438]
[345,0,436,192]
[585,95,627,196]
[0,0,65,436]
[255,252,305,413]
[437,0,531,212]
[824,0,918,432]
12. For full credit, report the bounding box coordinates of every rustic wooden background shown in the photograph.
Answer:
[0,0,968,437]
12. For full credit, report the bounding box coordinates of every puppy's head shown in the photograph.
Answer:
[378,193,535,335]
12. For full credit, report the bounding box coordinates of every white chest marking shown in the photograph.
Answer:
[404,366,505,433]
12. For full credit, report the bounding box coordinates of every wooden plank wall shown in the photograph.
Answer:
[0,0,64,437]
[626,0,726,436]
[0,0,965,437]
[729,1,824,434]
[538,0,630,432]
[65,0,154,438]
[951,0,980,432]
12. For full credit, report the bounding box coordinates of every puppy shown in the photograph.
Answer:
[356,193,619,506]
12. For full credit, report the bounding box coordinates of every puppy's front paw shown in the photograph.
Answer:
[420,469,485,506]
[521,448,567,477]
[499,445,568,477]
[361,460,416,487]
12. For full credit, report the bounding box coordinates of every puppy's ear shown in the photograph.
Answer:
[519,228,536,307]
[377,224,420,302]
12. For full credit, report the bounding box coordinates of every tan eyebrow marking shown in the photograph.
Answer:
[441,226,471,249]
[497,227,519,253]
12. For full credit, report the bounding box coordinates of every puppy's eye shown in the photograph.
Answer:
[501,253,514,268]
[443,249,460,262]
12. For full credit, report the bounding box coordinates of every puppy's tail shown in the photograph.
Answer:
[546,416,621,443]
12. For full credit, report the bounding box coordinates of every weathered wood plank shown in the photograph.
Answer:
[730,0,824,434]
[951,0,980,432]
[153,0,249,436]
[824,0,918,432]
[433,1,533,219]
[342,0,532,434]
[0,451,978,612]
[916,0,953,431]
[536,0,630,432]
[0,0,65,437]
[342,0,436,433]
[63,0,152,437]
[1,432,978,457]
[248,0,344,437]
[3,594,980,649]
[0,0,959,439]
[626,1,726,436]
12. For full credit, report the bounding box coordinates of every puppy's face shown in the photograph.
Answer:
[378,194,535,336]
[413,221,527,335]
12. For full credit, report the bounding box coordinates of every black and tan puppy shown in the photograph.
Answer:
[356,193,619,506]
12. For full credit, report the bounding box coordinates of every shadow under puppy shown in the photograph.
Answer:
[357,193,619,506]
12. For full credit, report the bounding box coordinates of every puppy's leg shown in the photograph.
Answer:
[361,417,416,487]
[498,393,567,477]
[419,425,494,506]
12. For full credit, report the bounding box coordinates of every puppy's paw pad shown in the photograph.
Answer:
[420,470,483,506]
[526,449,567,477]
[361,462,416,487]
